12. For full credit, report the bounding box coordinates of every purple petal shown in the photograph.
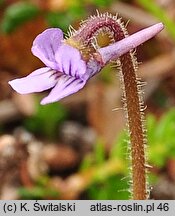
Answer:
[8,67,58,94]
[55,44,88,80]
[31,28,64,70]
[40,75,86,105]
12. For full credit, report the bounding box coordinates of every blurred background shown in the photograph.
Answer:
[0,0,175,200]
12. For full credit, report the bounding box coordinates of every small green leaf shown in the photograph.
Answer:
[79,154,94,170]
[87,175,129,200]
[19,186,59,200]
[93,0,113,7]
[137,0,175,40]
[1,2,39,33]
[94,139,106,165]
[46,12,71,31]
[146,114,157,144]
[24,98,68,139]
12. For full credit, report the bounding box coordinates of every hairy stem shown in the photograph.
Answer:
[121,53,147,199]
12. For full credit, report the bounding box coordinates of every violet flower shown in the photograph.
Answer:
[9,29,90,105]
[8,23,163,105]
